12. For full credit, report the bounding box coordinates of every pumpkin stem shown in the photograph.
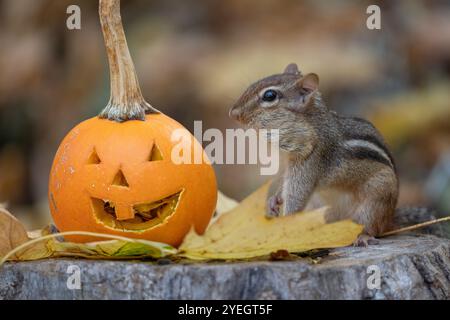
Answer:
[98,0,159,122]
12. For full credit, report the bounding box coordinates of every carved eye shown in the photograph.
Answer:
[86,148,101,164]
[262,89,278,102]
[149,143,163,161]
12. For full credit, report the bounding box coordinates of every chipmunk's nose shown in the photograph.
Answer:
[229,106,242,121]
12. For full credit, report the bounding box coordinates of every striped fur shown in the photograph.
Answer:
[343,139,394,169]
[229,63,399,240]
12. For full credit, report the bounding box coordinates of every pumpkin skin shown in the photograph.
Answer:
[48,113,217,247]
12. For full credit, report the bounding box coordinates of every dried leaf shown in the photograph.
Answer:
[0,207,30,259]
[27,224,55,239]
[1,185,363,264]
[179,183,363,260]
[48,237,176,259]
[0,205,176,264]
[216,191,239,215]
[269,249,294,261]
[0,208,52,262]
[212,191,239,224]
[1,229,176,265]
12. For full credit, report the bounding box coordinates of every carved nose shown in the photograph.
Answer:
[229,106,241,121]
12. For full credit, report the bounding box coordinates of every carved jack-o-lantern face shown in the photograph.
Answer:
[49,114,217,246]
[49,0,217,247]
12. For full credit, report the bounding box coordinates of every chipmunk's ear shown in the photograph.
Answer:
[284,63,301,76]
[289,73,320,111]
[300,73,319,92]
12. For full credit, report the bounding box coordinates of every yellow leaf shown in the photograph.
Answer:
[216,191,239,215]
[211,191,239,225]
[179,182,363,260]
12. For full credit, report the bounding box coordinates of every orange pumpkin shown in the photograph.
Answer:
[48,0,217,246]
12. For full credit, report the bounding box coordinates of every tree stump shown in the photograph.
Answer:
[1,208,449,300]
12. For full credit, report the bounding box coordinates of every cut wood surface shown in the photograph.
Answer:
[1,233,449,299]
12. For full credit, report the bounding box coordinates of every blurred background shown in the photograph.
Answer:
[0,0,449,229]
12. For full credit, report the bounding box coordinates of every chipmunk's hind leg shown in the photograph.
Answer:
[304,192,325,211]
[321,189,357,223]
[353,234,379,247]
[351,168,398,246]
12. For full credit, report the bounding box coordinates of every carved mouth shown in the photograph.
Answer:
[91,191,182,232]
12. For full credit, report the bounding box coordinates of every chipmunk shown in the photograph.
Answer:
[229,63,399,246]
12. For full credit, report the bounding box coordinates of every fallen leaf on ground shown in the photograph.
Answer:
[179,183,364,260]
[1,187,362,264]
[0,207,30,258]
[0,216,176,264]
[47,236,176,260]
[212,191,239,224]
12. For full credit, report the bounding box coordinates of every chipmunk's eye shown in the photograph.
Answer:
[262,89,278,102]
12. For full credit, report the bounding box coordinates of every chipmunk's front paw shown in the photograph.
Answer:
[266,195,283,218]
[353,234,379,247]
